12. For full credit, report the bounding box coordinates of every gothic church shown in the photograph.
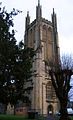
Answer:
[24,0,60,115]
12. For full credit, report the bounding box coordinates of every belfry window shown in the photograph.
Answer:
[43,25,46,29]
[48,27,52,32]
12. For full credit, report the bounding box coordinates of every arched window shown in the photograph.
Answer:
[48,27,52,32]
[43,25,46,29]
[46,81,53,100]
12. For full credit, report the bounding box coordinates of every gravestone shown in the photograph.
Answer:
[6,103,14,115]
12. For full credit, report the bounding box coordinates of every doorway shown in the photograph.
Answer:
[47,104,53,115]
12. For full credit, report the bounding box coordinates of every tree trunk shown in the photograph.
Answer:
[4,104,7,114]
[59,100,71,120]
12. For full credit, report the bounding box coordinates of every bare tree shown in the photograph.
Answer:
[47,55,73,120]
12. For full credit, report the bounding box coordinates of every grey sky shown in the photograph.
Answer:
[1,0,73,54]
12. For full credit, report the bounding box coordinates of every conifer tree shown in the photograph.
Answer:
[0,3,34,109]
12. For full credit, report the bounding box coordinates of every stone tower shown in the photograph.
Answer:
[24,0,60,115]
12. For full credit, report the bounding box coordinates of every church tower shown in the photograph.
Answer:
[24,0,60,115]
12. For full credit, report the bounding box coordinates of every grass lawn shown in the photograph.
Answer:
[54,115,73,120]
[0,115,28,120]
[3,114,73,120]
[0,114,46,120]
[70,116,73,120]
[0,114,45,120]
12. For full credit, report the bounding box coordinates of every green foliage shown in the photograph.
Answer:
[0,3,34,106]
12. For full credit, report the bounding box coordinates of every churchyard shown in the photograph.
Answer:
[0,103,73,120]
[0,115,73,120]
[0,115,26,120]
[0,114,43,120]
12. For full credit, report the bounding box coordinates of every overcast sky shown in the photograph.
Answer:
[1,0,73,55]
